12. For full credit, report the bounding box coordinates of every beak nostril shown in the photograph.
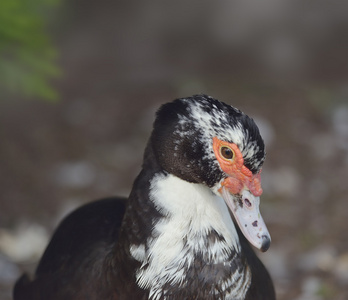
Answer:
[244,198,252,208]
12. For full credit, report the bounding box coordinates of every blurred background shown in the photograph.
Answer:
[1,0,348,299]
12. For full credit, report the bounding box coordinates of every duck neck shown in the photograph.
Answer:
[121,171,251,299]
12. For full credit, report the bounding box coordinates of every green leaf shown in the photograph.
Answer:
[0,0,61,101]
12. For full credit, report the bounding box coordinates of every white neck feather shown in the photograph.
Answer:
[150,173,240,253]
[130,174,246,299]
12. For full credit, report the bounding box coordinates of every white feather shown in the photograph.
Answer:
[130,174,251,299]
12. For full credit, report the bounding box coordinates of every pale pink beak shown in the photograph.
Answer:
[221,187,271,252]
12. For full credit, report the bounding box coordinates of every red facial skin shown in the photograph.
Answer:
[212,137,262,197]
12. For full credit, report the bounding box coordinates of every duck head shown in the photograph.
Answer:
[150,94,271,252]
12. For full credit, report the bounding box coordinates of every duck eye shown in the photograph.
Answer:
[220,146,234,160]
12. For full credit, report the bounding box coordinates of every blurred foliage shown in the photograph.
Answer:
[316,282,338,299]
[0,0,60,101]
[299,229,320,250]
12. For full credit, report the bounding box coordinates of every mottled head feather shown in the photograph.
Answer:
[150,94,265,187]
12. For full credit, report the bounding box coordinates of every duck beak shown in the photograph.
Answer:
[221,186,271,252]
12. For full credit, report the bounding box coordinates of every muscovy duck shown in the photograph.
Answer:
[14,94,275,300]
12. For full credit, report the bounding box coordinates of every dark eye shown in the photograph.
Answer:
[220,147,234,160]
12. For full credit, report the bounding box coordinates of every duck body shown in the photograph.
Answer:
[14,95,275,299]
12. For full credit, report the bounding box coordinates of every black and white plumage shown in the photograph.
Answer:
[14,95,275,300]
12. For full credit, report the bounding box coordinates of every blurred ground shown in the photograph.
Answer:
[1,1,348,299]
